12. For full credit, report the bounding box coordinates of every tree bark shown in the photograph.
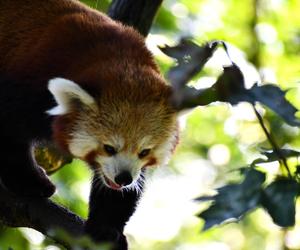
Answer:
[108,0,163,36]
[0,184,84,247]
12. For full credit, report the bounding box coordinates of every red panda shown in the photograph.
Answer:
[0,0,178,248]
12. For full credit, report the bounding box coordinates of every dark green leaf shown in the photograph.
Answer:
[249,84,300,126]
[160,39,219,88]
[162,39,300,126]
[212,64,248,104]
[211,64,300,126]
[196,168,265,230]
[252,149,300,165]
[295,165,300,176]
[261,178,300,227]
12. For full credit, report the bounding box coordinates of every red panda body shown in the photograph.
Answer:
[0,0,178,248]
[0,0,156,79]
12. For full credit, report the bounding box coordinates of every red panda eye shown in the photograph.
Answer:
[104,144,117,155]
[138,149,151,159]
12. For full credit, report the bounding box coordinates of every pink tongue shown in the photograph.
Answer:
[106,177,121,189]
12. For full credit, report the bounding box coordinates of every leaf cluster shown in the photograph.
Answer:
[197,166,300,230]
[161,39,300,230]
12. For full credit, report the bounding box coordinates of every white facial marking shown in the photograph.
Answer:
[139,136,153,149]
[47,77,95,115]
[69,130,99,158]
[155,130,178,166]
[107,136,125,151]
[95,128,178,189]
[96,152,141,185]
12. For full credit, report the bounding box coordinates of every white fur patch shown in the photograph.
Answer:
[96,153,141,183]
[47,77,95,115]
[155,129,178,166]
[106,136,125,151]
[139,136,154,149]
[69,130,99,158]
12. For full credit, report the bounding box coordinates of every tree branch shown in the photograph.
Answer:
[0,184,84,247]
[108,0,163,36]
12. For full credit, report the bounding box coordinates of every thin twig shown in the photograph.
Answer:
[252,104,292,178]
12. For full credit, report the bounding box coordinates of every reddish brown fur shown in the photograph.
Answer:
[0,0,158,82]
[0,0,177,152]
[143,157,158,168]
[52,113,76,152]
[84,150,99,168]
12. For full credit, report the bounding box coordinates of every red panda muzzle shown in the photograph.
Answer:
[114,171,133,187]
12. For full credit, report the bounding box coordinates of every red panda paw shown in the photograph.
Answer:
[1,169,56,198]
[25,175,56,198]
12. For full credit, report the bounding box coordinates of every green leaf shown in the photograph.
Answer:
[159,39,219,88]
[252,149,300,165]
[211,65,300,126]
[162,38,300,125]
[249,84,300,127]
[196,168,265,230]
[212,64,248,104]
[261,178,300,227]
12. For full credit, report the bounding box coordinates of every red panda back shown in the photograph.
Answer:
[0,0,158,89]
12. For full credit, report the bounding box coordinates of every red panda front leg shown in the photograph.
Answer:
[0,140,55,197]
[85,174,144,250]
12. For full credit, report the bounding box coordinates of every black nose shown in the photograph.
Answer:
[115,171,133,186]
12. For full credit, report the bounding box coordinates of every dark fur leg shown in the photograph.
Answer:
[0,140,55,197]
[85,174,144,250]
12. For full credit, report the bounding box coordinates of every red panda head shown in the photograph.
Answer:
[47,74,178,191]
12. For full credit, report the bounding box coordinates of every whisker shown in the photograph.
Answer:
[92,169,107,194]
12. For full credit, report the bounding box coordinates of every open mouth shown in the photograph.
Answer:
[103,175,122,190]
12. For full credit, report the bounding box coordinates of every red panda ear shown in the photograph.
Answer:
[47,77,96,115]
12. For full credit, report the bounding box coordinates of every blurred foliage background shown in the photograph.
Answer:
[1,0,300,249]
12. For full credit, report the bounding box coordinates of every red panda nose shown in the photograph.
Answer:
[115,171,133,186]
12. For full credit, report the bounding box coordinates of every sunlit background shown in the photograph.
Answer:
[2,0,300,249]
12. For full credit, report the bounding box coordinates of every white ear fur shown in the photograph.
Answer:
[47,78,95,115]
